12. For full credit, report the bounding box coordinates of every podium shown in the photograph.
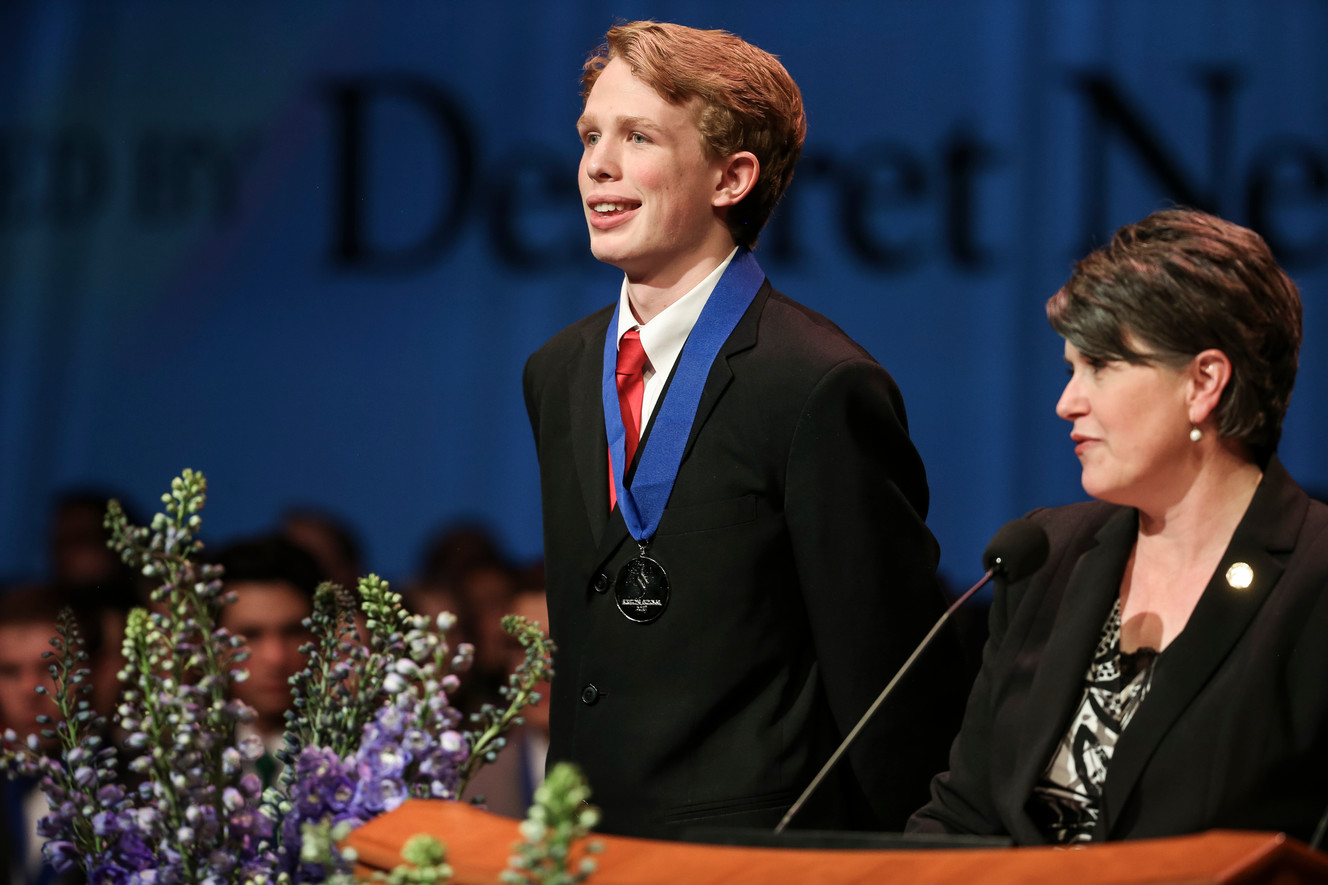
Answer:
[346,800,1328,884]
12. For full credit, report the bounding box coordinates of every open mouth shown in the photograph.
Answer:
[591,201,640,216]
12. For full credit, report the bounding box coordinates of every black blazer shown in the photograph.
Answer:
[524,280,966,838]
[909,458,1328,844]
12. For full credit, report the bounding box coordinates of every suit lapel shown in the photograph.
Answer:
[1008,509,1135,812]
[1098,459,1306,837]
[571,318,612,549]
[677,282,766,463]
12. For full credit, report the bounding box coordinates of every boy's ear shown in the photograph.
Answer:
[713,151,759,208]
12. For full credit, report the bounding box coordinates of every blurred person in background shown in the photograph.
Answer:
[212,536,323,787]
[464,584,552,818]
[454,560,517,712]
[0,584,96,885]
[48,489,145,720]
[281,507,365,593]
[419,521,503,590]
[400,577,481,713]
[414,522,517,715]
[47,490,131,592]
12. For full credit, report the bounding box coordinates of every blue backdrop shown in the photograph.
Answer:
[3,1,1327,587]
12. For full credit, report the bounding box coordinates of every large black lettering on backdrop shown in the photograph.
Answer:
[841,142,928,271]
[327,74,475,273]
[761,129,1002,274]
[1246,139,1328,266]
[1074,68,1328,266]
[134,131,249,225]
[327,76,585,274]
[944,129,1001,270]
[487,144,584,272]
[320,66,1328,279]
[0,128,110,228]
[0,126,253,231]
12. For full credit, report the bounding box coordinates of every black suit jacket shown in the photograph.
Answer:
[524,279,965,838]
[909,458,1328,844]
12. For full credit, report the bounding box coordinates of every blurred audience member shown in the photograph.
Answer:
[464,585,552,818]
[457,561,518,706]
[415,522,518,713]
[420,521,503,587]
[48,488,135,591]
[66,574,142,726]
[0,584,94,885]
[400,579,478,712]
[281,508,365,592]
[47,488,147,724]
[400,581,465,630]
[212,536,323,786]
[0,587,65,741]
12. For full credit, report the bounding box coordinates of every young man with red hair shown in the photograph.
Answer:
[524,21,962,838]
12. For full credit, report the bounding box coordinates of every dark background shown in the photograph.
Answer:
[3,1,1326,589]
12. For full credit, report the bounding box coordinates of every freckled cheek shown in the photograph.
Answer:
[632,166,670,193]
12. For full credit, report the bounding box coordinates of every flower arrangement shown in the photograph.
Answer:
[0,469,599,884]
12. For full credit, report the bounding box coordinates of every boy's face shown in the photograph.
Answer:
[576,58,732,286]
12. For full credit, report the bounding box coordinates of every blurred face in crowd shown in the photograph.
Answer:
[283,513,360,591]
[461,565,517,676]
[51,503,119,587]
[0,622,59,744]
[219,581,313,733]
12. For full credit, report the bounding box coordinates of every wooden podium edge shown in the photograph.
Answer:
[345,800,1328,885]
[1213,831,1328,884]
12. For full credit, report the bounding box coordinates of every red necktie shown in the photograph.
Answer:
[609,329,648,510]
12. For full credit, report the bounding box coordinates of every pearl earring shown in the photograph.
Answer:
[1189,426,1203,443]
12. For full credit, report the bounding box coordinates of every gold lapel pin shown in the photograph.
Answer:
[1225,561,1254,590]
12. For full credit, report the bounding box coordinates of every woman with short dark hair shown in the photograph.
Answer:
[1049,209,1300,466]
[909,208,1328,844]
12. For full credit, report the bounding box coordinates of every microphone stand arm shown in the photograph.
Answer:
[773,567,995,834]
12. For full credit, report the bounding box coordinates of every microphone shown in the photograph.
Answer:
[773,518,1050,834]
[980,519,1049,587]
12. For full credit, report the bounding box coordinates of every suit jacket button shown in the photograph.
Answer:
[580,683,600,705]
[590,573,610,594]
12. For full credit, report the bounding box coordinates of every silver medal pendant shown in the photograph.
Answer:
[614,544,670,623]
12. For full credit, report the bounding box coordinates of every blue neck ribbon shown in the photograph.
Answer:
[602,247,765,543]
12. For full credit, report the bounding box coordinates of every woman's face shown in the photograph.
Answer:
[1056,340,1194,508]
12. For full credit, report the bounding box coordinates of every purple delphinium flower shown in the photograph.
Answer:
[10,474,548,879]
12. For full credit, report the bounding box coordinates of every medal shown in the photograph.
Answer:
[614,544,670,624]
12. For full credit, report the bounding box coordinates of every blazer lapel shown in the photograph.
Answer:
[677,282,767,464]
[571,318,613,549]
[1008,509,1136,815]
[1097,458,1306,837]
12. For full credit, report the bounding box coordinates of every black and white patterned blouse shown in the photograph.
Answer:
[1027,598,1159,843]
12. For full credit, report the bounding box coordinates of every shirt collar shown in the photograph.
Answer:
[615,248,739,368]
